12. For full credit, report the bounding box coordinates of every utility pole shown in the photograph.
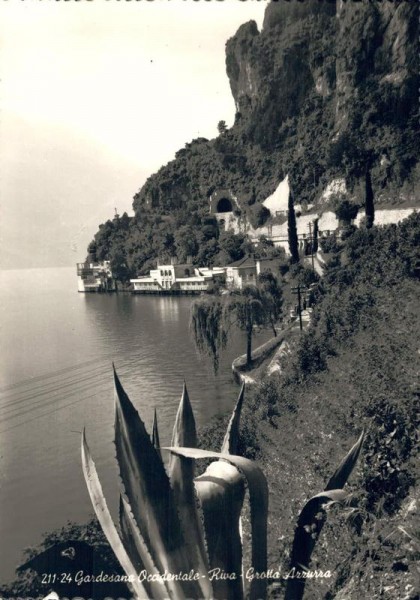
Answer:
[291,285,304,331]
[308,221,315,272]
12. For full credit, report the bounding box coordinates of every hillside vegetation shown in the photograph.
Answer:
[88,0,419,279]
[227,213,420,599]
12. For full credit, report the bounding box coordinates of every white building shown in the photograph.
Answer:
[131,264,225,294]
[77,261,116,293]
[225,256,283,290]
[225,256,258,290]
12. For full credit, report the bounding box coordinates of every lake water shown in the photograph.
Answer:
[0,267,268,583]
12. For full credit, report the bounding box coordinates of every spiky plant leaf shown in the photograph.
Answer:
[221,384,245,455]
[169,382,198,475]
[285,489,347,600]
[285,431,364,600]
[166,447,268,600]
[113,369,204,600]
[196,460,245,600]
[168,383,213,599]
[119,496,170,600]
[325,429,365,491]
[81,430,147,599]
[220,383,246,593]
[151,408,162,462]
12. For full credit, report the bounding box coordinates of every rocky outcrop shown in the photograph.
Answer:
[93,1,419,276]
[225,21,260,114]
[335,0,418,129]
[133,0,418,216]
[225,3,335,132]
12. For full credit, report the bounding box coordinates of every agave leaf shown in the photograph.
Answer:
[285,489,347,600]
[196,460,245,600]
[325,429,365,491]
[119,495,170,600]
[81,430,147,599]
[285,431,365,600]
[151,408,162,461]
[113,369,204,600]
[166,447,268,600]
[220,383,245,592]
[118,496,145,586]
[169,382,198,472]
[221,384,245,455]
[168,383,213,599]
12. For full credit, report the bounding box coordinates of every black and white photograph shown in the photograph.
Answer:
[0,1,418,599]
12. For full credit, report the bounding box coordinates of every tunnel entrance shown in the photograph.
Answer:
[216,197,233,213]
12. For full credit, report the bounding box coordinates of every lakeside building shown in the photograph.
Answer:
[225,256,283,290]
[131,257,284,294]
[131,263,225,294]
[225,256,257,290]
[77,261,116,293]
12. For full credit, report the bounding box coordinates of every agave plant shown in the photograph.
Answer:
[81,368,364,600]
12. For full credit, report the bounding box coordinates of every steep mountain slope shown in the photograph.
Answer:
[90,0,419,276]
[205,213,419,599]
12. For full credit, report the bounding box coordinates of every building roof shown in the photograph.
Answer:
[256,257,283,266]
[226,256,257,269]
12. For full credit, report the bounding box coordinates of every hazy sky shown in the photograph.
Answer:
[0,0,267,269]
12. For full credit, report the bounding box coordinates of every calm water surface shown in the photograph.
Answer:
[0,267,268,582]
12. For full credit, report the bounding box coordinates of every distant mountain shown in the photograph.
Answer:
[90,0,419,277]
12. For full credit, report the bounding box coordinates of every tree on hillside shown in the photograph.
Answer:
[87,241,97,262]
[118,212,131,231]
[312,218,319,253]
[296,265,319,289]
[191,283,278,371]
[217,120,228,135]
[333,198,359,227]
[218,231,248,263]
[109,245,131,283]
[174,226,198,263]
[228,286,267,365]
[287,192,299,263]
[92,219,115,262]
[247,202,271,229]
[254,236,285,260]
[199,216,219,242]
[258,272,283,336]
[365,167,375,229]
[195,239,220,268]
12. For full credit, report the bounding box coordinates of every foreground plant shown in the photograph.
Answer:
[81,368,364,600]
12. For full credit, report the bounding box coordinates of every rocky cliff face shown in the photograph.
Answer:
[223,0,418,200]
[335,0,417,129]
[133,0,417,215]
[93,0,419,274]
[227,0,336,116]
